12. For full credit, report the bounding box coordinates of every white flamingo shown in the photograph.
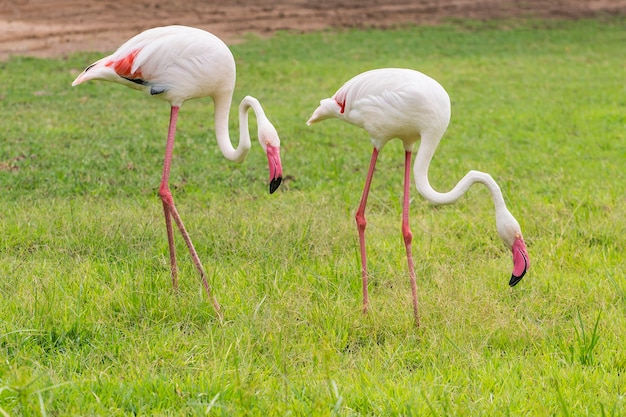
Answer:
[307,68,529,327]
[72,25,284,318]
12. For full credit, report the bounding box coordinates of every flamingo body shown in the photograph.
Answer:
[73,26,284,317]
[73,26,236,107]
[308,68,529,327]
[310,68,450,150]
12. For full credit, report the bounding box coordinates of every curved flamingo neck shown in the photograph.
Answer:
[213,92,252,163]
[412,132,508,214]
[239,95,267,122]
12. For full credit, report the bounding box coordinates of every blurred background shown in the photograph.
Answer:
[2,0,626,60]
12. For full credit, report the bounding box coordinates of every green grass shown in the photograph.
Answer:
[1,17,625,415]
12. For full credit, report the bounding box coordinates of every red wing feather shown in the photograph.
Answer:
[106,49,143,79]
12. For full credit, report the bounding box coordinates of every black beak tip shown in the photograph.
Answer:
[509,270,526,287]
[269,177,282,194]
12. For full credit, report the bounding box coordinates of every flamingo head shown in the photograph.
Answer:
[496,209,529,287]
[306,98,341,125]
[72,58,119,86]
[239,96,282,193]
[510,236,529,286]
[258,120,282,194]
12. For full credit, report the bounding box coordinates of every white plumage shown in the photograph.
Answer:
[308,68,529,327]
[73,26,284,318]
[73,26,236,106]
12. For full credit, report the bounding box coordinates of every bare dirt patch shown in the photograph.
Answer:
[1,0,625,60]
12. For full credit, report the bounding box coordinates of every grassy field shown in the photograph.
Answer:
[1,17,625,416]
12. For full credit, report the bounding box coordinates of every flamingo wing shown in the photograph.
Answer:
[72,25,236,104]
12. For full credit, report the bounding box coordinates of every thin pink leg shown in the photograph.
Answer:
[402,151,420,328]
[355,148,379,314]
[159,106,221,318]
[162,201,178,290]
[160,107,179,290]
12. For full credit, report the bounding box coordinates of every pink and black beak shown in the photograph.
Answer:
[509,236,529,287]
[266,144,283,194]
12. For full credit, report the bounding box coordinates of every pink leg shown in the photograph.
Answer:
[402,151,420,328]
[159,106,221,317]
[355,148,379,314]
[162,201,178,290]
[160,108,179,290]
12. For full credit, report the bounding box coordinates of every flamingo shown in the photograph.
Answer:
[72,25,283,318]
[307,68,528,327]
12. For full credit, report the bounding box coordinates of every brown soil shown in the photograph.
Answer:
[1,0,625,61]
